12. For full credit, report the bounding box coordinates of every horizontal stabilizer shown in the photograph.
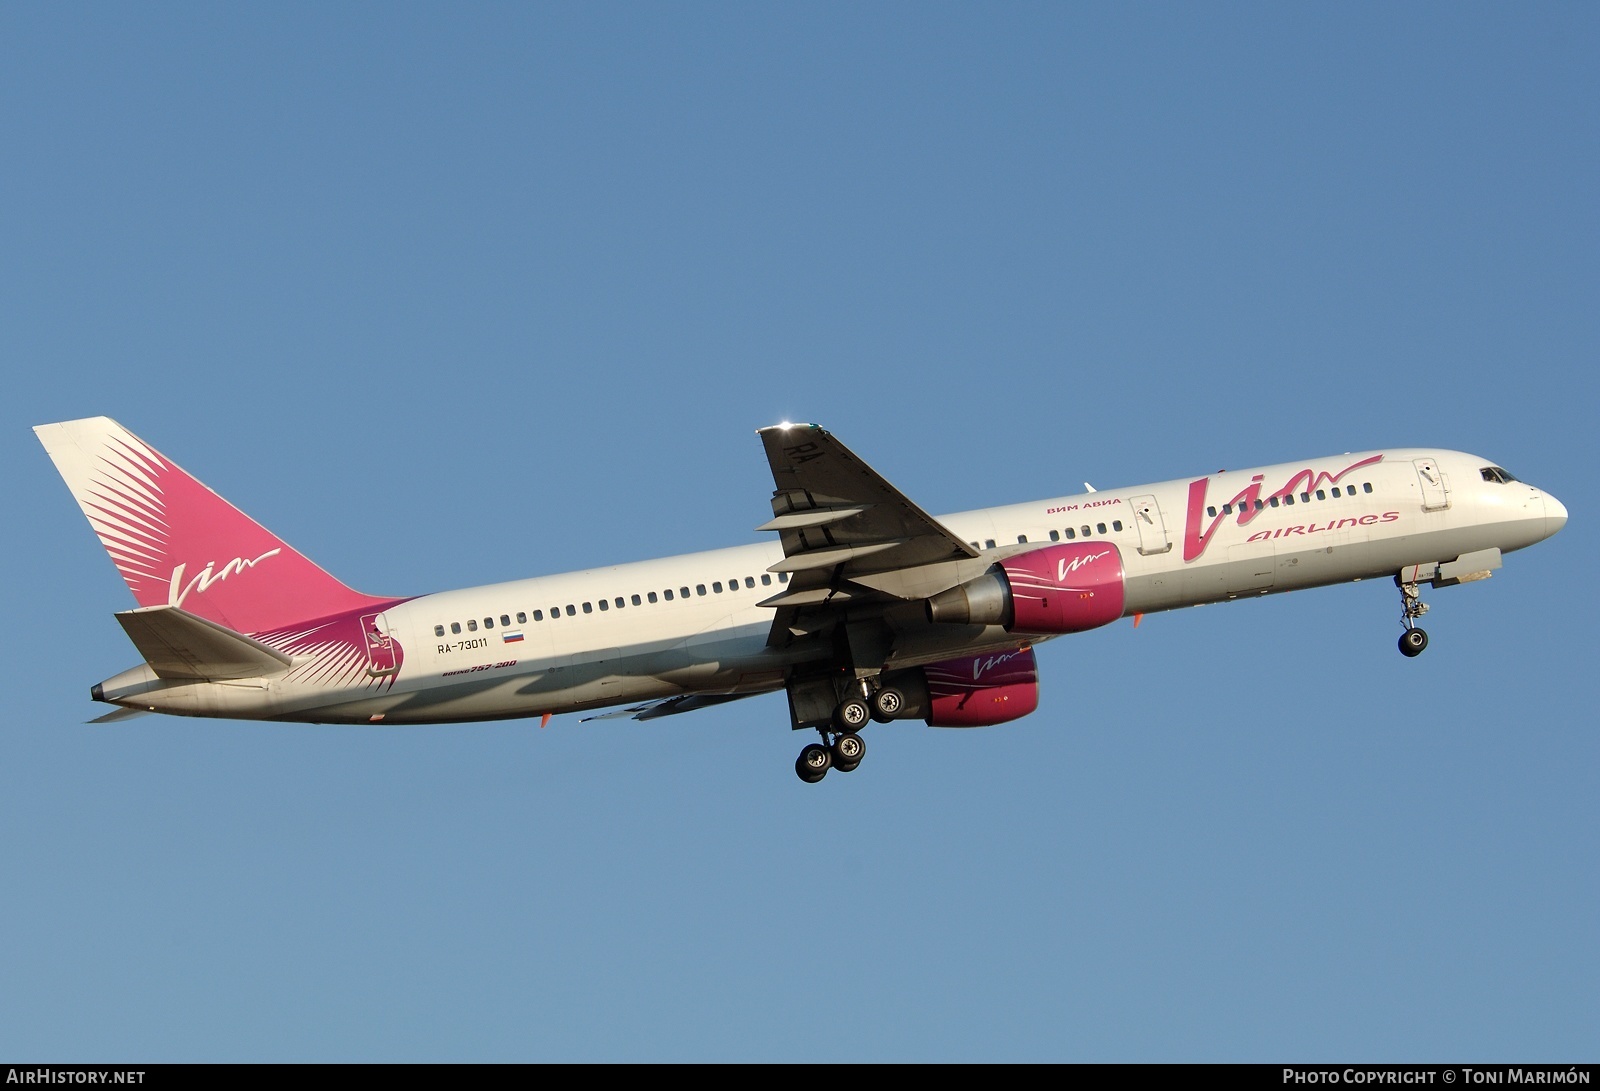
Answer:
[115,605,294,682]
[88,707,151,724]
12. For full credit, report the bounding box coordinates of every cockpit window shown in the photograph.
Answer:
[1481,466,1519,484]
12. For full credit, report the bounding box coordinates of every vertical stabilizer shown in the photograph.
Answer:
[36,417,392,634]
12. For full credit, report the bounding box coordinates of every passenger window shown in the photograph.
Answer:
[516,612,526,624]
[1064,528,1075,540]
[468,619,478,632]
[501,615,511,626]
[583,602,593,614]
[631,595,641,606]
[1300,492,1310,503]
[1018,535,1028,544]
[646,592,657,603]
[1330,486,1341,498]
[1283,494,1294,506]
[1096,522,1107,534]
[712,582,723,593]
[663,589,673,601]
[565,605,576,616]
[1222,503,1233,515]
[1364,482,1373,493]
[1269,497,1279,508]
[696,584,706,596]
[761,575,772,586]
[533,610,543,621]
[1316,489,1326,500]
[681,586,691,598]
[1207,506,1217,518]
[598,600,608,611]
[1081,526,1091,537]
[1112,520,1123,532]
[451,622,461,634]
[1049,530,1060,542]
[1253,500,1264,510]
[745,576,755,588]
[984,539,995,550]
[484,617,494,629]
[779,573,789,583]
[434,624,445,637]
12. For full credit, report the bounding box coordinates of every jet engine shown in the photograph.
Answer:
[925,542,1125,634]
[922,647,1040,727]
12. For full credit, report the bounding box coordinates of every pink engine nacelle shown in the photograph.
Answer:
[923,647,1040,728]
[925,542,1126,635]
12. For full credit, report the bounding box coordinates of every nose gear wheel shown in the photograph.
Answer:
[1397,581,1431,657]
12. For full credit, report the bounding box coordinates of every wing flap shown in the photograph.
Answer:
[756,425,981,650]
[758,424,977,576]
[767,540,907,573]
[755,506,870,532]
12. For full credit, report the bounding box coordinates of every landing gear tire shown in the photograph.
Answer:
[831,731,866,773]
[835,697,871,731]
[1395,579,1431,657]
[796,743,832,783]
[1399,628,1429,657]
[870,687,905,723]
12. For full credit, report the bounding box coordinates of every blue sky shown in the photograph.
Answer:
[3,3,1595,1061]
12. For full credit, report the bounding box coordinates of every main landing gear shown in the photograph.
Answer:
[1397,581,1430,658]
[793,681,904,783]
[795,730,866,783]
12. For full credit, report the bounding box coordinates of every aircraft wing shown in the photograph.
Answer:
[580,693,760,722]
[756,424,980,649]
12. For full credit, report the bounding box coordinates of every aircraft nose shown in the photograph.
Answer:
[1543,492,1568,537]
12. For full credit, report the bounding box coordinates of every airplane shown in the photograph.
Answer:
[36,417,1567,783]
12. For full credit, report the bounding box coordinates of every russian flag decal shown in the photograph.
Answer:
[502,630,524,643]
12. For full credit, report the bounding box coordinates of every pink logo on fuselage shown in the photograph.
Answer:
[1182,455,1384,562]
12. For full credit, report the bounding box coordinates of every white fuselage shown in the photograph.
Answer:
[97,448,1565,724]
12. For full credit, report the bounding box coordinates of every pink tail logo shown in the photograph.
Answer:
[37,417,396,635]
[168,551,283,609]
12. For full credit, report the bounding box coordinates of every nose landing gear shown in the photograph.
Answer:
[1398,580,1430,657]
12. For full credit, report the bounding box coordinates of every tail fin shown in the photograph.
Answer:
[36,417,391,634]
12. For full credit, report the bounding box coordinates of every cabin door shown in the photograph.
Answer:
[1130,494,1172,556]
[1413,458,1451,512]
